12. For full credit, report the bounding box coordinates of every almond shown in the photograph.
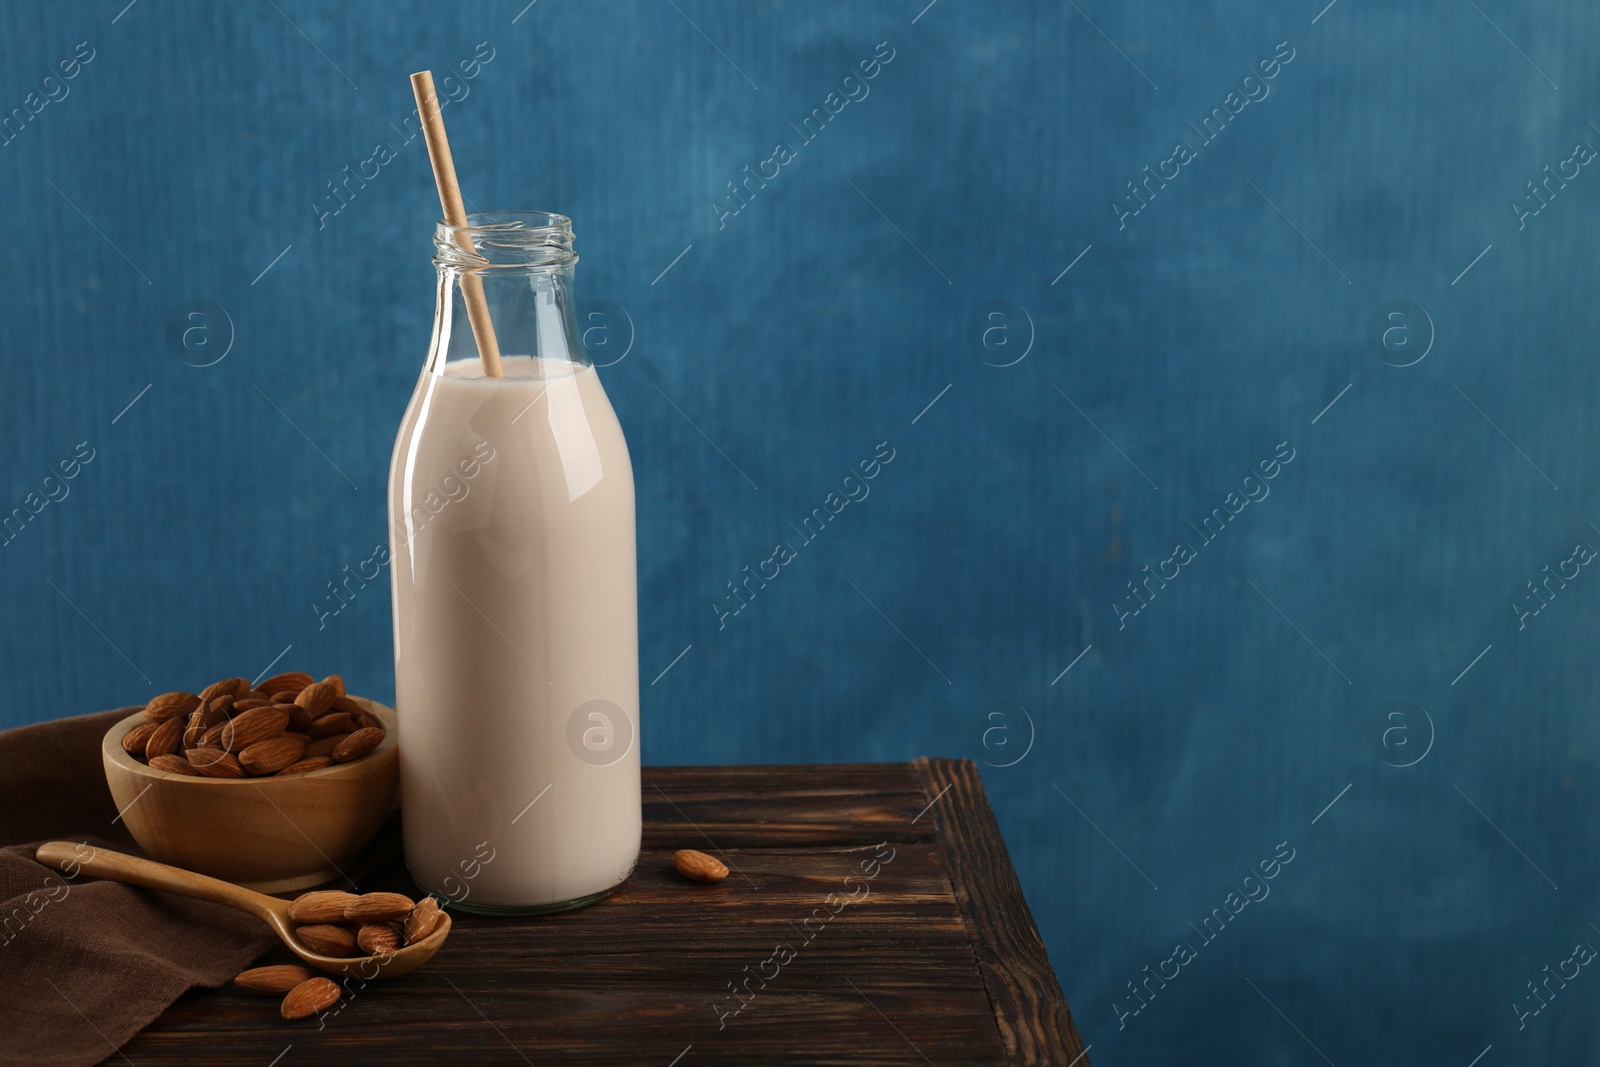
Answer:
[121,721,159,756]
[356,923,402,954]
[239,736,306,775]
[404,897,444,944]
[200,723,226,748]
[277,755,333,776]
[193,696,231,728]
[294,923,359,958]
[149,754,203,776]
[235,964,315,994]
[673,849,729,883]
[142,691,201,723]
[294,681,337,717]
[330,694,365,717]
[307,713,356,739]
[331,727,384,763]
[303,734,347,758]
[289,890,361,924]
[220,706,289,752]
[320,674,346,697]
[185,747,245,778]
[343,892,414,923]
[182,711,208,749]
[145,716,183,759]
[233,697,271,711]
[200,677,250,701]
[280,976,340,1020]
[242,689,272,702]
[285,703,315,732]
[280,731,312,745]
[269,689,303,706]
[257,671,313,695]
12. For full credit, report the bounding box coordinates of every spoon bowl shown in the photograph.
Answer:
[35,841,450,978]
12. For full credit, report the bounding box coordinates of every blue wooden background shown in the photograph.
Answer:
[4,0,1598,1062]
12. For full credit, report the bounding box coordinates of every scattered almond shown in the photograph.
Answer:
[403,897,444,945]
[239,736,306,776]
[289,890,362,924]
[142,691,201,723]
[280,976,341,1020]
[235,964,316,994]
[148,754,203,776]
[331,727,385,763]
[356,923,402,955]
[294,923,360,958]
[344,892,414,923]
[673,849,729,883]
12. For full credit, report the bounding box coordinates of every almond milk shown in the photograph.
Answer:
[389,354,640,911]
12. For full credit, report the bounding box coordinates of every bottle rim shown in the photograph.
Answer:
[433,210,577,271]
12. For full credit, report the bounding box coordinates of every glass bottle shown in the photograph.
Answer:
[388,211,640,914]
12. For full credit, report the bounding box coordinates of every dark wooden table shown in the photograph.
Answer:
[115,759,1088,1066]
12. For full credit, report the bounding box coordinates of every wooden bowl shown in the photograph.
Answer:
[102,697,398,893]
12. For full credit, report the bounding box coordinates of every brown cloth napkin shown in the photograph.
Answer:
[0,708,276,1067]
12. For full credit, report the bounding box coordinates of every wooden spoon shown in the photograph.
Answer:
[35,841,450,978]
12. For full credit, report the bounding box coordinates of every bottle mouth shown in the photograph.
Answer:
[433,210,577,271]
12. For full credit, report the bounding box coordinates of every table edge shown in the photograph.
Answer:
[914,757,1090,1067]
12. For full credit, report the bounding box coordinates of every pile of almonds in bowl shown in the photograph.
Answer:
[120,671,386,777]
[235,890,445,1021]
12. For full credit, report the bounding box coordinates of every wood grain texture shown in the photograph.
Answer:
[110,761,1082,1066]
[915,758,1090,1066]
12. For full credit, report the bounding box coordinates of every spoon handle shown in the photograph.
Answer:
[35,841,286,921]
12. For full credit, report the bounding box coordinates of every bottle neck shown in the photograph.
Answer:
[426,210,584,377]
[427,263,585,377]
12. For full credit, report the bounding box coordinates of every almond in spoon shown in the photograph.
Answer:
[288,890,361,924]
[356,923,402,954]
[294,923,360,958]
[344,892,414,923]
[403,897,444,945]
